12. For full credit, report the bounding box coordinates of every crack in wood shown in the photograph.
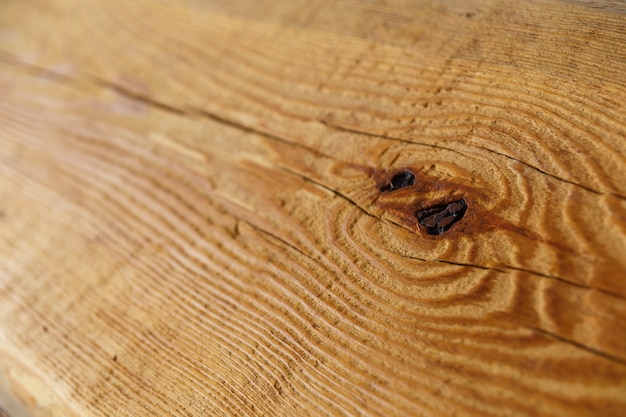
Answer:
[532,327,626,367]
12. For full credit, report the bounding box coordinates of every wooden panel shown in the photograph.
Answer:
[0,0,625,416]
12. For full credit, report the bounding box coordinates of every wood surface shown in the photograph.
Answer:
[1,0,626,416]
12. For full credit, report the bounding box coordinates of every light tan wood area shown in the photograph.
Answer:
[1,0,625,416]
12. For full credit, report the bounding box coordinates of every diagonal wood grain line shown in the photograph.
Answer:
[532,327,626,367]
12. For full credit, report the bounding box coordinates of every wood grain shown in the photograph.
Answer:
[0,0,625,416]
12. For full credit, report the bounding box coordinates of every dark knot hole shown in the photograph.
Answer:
[416,199,467,235]
[381,170,415,192]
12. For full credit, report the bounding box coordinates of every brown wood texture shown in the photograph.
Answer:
[1,0,626,416]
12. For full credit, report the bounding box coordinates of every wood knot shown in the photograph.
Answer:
[372,167,476,237]
[380,170,415,192]
[416,199,467,235]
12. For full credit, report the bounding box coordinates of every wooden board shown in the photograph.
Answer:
[1,0,625,415]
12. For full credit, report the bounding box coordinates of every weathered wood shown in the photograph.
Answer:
[1,0,625,416]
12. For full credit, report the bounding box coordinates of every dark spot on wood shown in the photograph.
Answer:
[42,326,48,332]
[112,355,117,362]
[380,170,415,192]
[416,199,467,235]
[274,381,283,395]
[353,162,546,242]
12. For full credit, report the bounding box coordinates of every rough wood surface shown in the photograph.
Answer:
[1,0,626,416]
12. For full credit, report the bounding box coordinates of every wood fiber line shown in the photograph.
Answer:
[1,1,626,416]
